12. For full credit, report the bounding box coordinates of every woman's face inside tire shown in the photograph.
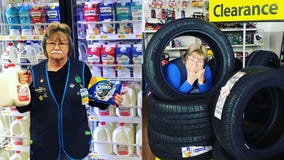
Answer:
[162,36,214,95]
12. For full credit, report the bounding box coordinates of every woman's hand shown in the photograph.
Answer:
[113,90,127,107]
[197,69,205,84]
[18,70,32,85]
[187,71,198,85]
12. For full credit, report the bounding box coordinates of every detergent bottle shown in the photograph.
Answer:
[0,63,31,107]
[112,122,134,156]
[6,4,20,36]
[18,3,32,35]
[93,121,113,154]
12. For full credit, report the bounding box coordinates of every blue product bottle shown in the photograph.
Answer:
[46,3,60,23]
[18,3,32,35]
[77,3,86,38]
[6,4,21,36]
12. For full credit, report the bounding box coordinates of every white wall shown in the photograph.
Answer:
[257,22,284,56]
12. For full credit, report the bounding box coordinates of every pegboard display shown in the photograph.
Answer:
[142,0,209,31]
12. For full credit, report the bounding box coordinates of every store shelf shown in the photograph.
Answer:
[165,47,188,51]
[90,152,141,160]
[1,108,30,117]
[77,20,142,25]
[221,28,259,32]
[84,34,142,40]
[0,35,44,41]
[89,115,142,124]
[232,44,263,47]
[4,143,29,152]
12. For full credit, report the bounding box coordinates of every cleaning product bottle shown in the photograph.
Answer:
[18,3,32,35]
[6,4,20,36]
[93,121,113,154]
[112,122,134,156]
[10,116,23,145]
[116,83,137,117]
[136,124,142,157]
[1,42,19,68]
[0,63,31,107]
[46,2,60,23]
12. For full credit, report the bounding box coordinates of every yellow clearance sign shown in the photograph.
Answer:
[209,0,284,22]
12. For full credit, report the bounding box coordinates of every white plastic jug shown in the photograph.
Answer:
[137,89,142,118]
[94,107,115,116]
[0,117,5,143]
[0,63,31,107]
[112,122,134,156]
[10,116,23,145]
[93,121,113,155]
[9,151,23,160]
[1,42,19,68]
[136,126,142,157]
[0,113,9,129]
[0,149,10,160]
[116,83,137,117]
[19,116,30,146]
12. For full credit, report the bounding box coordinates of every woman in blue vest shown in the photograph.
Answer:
[17,22,123,160]
[164,44,213,94]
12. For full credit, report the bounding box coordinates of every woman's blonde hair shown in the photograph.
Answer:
[182,43,208,64]
[42,22,73,58]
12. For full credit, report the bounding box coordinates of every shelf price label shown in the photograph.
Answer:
[89,115,98,121]
[117,65,124,70]
[101,35,108,39]
[5,145,12,150]
[118,34,126,39]
[20,36,27,40]
[0,36,6,40]
[136,34,142,39]
[33,35,40,40]
[1,110,10,116]
[9,36,16,40]
[90,153,99,158]
[88,35,96,40]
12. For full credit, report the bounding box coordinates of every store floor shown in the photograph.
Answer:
[142,95,156,160]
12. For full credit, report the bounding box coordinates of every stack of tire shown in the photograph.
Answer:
[144,18,236,160]
[145,18,284,160]
[213,50,284,160]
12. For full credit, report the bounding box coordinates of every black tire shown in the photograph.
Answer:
[213,141,235,160]
[146,93,214,138]
[212,66,284,160]
[147,126,213,160]
[144,18,235,100]
[246,50,280,68]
